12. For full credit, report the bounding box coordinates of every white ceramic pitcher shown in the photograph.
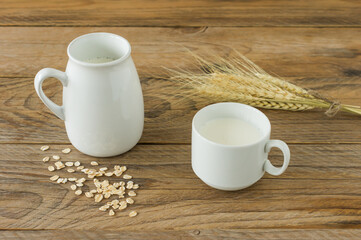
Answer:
[34,33,144,157]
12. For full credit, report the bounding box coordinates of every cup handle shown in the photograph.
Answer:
[264,140,290,176]
[34,68,68,120]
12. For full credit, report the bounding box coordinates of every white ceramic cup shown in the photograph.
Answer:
[192,102,290,191]
[34,33,144,157]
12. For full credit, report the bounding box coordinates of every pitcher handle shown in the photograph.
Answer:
[34,68,68,120]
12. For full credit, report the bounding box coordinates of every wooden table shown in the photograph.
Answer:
[0,1,360,239]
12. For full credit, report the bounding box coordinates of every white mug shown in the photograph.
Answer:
[192,102,290,191]
[34,33,144,157]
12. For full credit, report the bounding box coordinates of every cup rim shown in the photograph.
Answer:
[67,32,131,67]
[192,102,271,148]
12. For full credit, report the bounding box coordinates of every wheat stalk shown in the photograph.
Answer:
[165,51,361,117]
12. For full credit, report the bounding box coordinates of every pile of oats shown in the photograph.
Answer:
[40,145,139,217]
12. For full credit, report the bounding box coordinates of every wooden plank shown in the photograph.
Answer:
[0,0,360,27]
[0,144,360,230]
[1,76,360,144]
[1,27,361,78]
[1,229,361,240]
[1,77,360,110]
[1,101,361,144]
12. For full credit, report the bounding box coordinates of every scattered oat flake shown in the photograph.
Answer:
[109,209,115,216]
[78,178,86,183]
[42,156,50,162]
[76,183,83,187]
[90,173,97,177]
[50,175,59,181]
[119,201,127,210]
[77,166,84,170]
[101,180,109,187]
[48,166,55,172]
[70,184,77,190]
[62,148,71,154]
[40,145,50,151]
[75,190,82,195]
[53,155,60,160]
[67,168,75,173]
[120,166,127,172]
[85,192,93,198]
[128,191,136,197]
[95,194,103,203]
[105,172,113,177]
[129,211,137,217]
[62,178,68,184]
[133,184,139,189]
[57,178,63,184]
[68,177,77,181]
[94,181,101,188]
[115,190,124,197]
[74,161,81,167]
[91,161,98,166]
[99,205,108,211]
[123,174,132,180]
[54,161,65,170]
[65,161,74,167]
[126,181,134,189]
[126,198,134,204]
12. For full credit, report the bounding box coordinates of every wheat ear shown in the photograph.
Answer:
[166,52,361,116]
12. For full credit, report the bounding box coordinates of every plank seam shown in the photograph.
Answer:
[0,25,361,28]
[0,142,360,145]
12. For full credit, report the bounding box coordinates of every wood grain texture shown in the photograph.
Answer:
[0,27,360,144]
[0,0,360,27]
[1,229,361,240]
[1,27,361,78]
[1,0,361,236]
[1,77,360,144]
[0,144,360,230]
